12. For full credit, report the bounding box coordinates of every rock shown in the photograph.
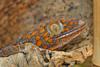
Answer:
[0,53,28,67]
[0,37,93,67]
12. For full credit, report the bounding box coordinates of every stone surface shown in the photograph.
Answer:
[0,36,93,67]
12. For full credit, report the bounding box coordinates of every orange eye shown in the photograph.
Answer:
[36,36,40,40]
[36,40,42,46]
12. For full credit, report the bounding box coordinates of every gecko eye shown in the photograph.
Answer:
[47,21,64,36]
[50,24,59,33]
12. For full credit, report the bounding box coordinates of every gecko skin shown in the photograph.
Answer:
[0,18,86,57]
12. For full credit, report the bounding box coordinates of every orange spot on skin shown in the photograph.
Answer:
[31,31,37,36]
[61,18,66,23]
[43,32,48,37]
[43,45,47,49]
[36,40,42,46]
[44,37,49,41]
[64,24,67,26]
[26,34,31,39]
[40,28,45,33]
[74,22,78,25]
[71,18,76,20]
[32,46,35,49]
[64,28,69,32]
[68,21,73,25]
[36,36,40,40]
[48,39,53,43]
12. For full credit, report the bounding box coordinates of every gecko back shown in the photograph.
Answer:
[17,18,86,50]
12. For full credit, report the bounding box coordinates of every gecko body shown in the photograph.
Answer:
[0,18,86,57]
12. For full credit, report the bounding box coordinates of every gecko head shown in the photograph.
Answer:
[47,19,85,38]
[57,19,86,39]
[46,19,86,50]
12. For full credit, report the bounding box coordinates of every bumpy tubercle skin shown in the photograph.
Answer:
[0,19,86,57]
